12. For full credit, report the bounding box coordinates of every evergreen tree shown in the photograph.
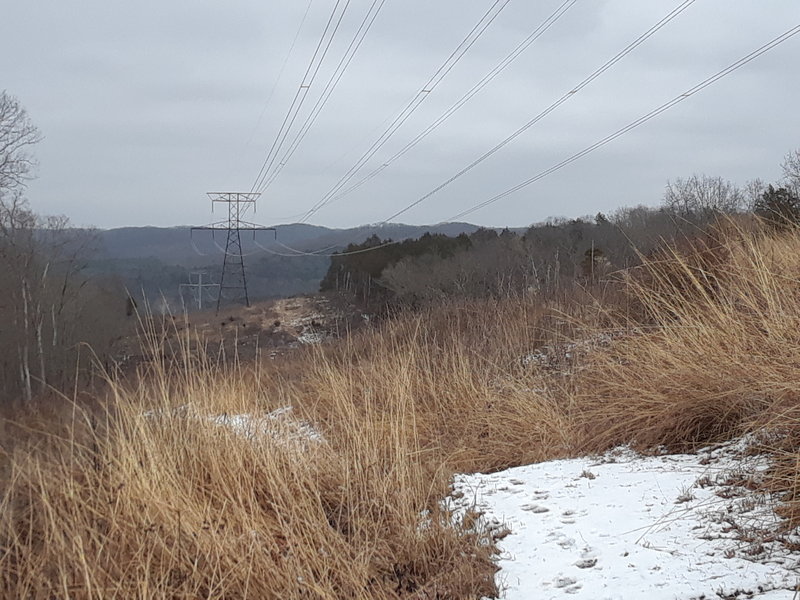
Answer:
[754,185,800,229]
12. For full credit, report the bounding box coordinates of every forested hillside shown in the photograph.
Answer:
[319,172,799,312]
[85,222,485,310]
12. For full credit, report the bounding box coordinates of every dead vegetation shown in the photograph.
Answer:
[0,346,499,598]
[3,221,800,597]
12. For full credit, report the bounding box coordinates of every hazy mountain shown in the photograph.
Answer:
[94,222,484,264]
[86,222,494,310]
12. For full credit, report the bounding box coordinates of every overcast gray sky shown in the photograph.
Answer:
[2,1,798,230]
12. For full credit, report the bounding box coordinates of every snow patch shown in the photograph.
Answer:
[297,330,325,345]
[143,405,323,446]
[208,406,323,444]
[288,313,325,329]
[448,441,800,599]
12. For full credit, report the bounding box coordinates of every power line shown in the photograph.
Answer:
[381,0,697,224]
[250,0,351,193]
[257,0,388,193]
[222,1,315,184]
[258,238,401,257]
[274,21,800,259]
[250,0,352,194]
[297,0,513,223]
[307,0,580,216]
[298,0,511,219]
[244,0,315,150]
[446,23,800,221]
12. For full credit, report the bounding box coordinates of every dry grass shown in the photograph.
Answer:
[0,298,577,599]
[0,360,499,598]
[296,298,578,474]
[5,222,800,597]
[571,224,800,528]
[575,226,800,448]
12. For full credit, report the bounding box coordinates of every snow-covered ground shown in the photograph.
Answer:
[449,441,799,599]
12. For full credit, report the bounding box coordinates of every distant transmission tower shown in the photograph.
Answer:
[191,192,275,312]
[179,271,219,311]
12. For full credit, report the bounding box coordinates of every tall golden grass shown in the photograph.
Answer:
[573,223,800,528]
[0,348,503,597]
[4,221,800,597]
[575,225,800,448]
[0,298,573,599]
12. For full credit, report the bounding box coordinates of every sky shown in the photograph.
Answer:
[1,0,798,230]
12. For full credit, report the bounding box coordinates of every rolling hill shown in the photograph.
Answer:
[87,222,493,310]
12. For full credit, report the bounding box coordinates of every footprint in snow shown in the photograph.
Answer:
[557,537,576,549]
[553,576,578,588]
[575,546,599,569]
[520,503,550,513]
[547,531,577,549]
[559,508,587,524]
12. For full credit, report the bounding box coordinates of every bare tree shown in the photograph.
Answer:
[0,92,128,403]
[663,174,745,216]
[743,178,766,212]
[0,91,41,197]
[781,149,800,196]
[0,192,39,401]
[0,92,41,401]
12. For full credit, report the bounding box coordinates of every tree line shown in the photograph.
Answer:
[321,153,800,310]
[0,91,129,403]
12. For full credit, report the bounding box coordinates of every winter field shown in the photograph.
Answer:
[3,223,800,598]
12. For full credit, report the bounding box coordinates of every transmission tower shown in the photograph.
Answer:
[191,192,275,312]
[179,271,219,311]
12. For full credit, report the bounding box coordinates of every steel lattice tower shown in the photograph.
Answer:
[191,192,275,312]
[179,272,219,311]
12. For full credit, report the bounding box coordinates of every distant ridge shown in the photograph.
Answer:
[94,222,488,265]
[80,222,526,309]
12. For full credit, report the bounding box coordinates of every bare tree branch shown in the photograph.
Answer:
[781,149,800,196]
[663,174,746,216]
[0,90,41,196]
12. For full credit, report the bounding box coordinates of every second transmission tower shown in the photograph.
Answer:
[191,192,275,312]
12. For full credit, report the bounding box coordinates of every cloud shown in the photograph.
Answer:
[1,0,798,229]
